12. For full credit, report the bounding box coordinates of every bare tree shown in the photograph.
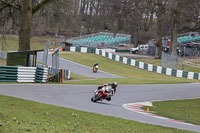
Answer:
[169,0,183,55]
[142,0,154,32]
[1,0,199,53]
[0,0,52,51]
[150,0,168,59]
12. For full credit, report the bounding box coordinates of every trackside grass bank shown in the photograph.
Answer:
[0,95,193,133]
[70,73,94,81]
[60,52,194,85]
[142,98,200,126]
[0,35,55,52]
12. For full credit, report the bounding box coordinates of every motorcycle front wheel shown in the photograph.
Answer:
[91,94,102,102]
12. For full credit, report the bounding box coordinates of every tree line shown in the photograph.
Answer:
[1,0,200,58]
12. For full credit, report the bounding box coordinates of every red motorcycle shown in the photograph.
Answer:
[91,88,113,102]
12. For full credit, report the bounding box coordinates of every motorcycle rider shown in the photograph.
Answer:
[93,62,99,73]
[97,82,118,101]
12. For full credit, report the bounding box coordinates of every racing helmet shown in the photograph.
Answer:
[112,82,118,88]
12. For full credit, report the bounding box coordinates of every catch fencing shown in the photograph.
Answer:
[161,52,179,70]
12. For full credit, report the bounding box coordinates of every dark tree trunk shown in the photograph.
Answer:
[18,0,52,51]
[155,0,165,59]
[156,11,163,59]
[113,18,118,37]
[170,0,182,55]
[133,22,138,48]
[171,13,180,55]
[18,0,32,51]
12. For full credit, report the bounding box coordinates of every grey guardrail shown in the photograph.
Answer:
[0,66,48,82]
[65,47,200,80]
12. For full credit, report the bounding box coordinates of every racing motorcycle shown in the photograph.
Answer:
[93,65,99,73]
[91,88,113,102]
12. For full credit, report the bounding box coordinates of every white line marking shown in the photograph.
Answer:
[123,101,200,127]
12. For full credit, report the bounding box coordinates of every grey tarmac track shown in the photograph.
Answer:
[0,84,200,132]
[37,52,124,79]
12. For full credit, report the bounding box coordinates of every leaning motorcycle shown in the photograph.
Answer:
[93,65,99,73]
[91,89,112,102]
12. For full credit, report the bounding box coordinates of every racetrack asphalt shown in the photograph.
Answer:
[37,52,124,79]
[0,83,200,132]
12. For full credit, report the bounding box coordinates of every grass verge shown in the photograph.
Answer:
[0,58,6,66]
[0,95,193,133]
[60,52,194,85]
[142,98,200,125]
[0,35,55,52]
[70,73,95,81]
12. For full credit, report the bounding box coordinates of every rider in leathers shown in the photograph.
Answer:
[97,82,118,101]
[93,62,99,72]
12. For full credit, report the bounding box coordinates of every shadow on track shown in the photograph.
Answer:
[91,101,112,105]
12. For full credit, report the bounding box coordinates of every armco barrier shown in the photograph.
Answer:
[0,66,48,82]
[35,67,48,83]
[64,46,200,80]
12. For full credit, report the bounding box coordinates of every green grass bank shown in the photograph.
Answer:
[0,95,193,133]
[142,98,200,126]
[60,52,194,85]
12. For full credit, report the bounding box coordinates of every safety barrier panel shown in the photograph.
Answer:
[35,67,48,83]
[65,47,115,53]
[65,47,96,53]
[95,49,200,80]
[0,66,48,82]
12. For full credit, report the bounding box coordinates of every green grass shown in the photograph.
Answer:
[60,52,194,85]
[0,35,56,52]
[0,94,193,133]
[138,58,161,66]
[142,98,200,126]
[70,73,94,81]
[0,58,6,66]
